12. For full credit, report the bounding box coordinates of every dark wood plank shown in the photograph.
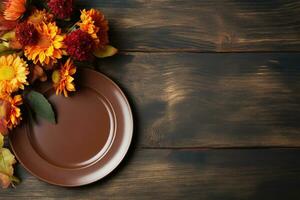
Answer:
[1,149,300,200]
[76,0,300,51]
[94,52,300,147]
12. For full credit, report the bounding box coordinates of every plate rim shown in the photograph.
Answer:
[9,68,134,187]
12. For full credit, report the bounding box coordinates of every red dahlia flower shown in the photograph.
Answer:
[47,0,74,19]
[15,22,38,46]
[64,29,95,61]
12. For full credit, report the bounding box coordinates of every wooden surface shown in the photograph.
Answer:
[2,0,300,199]
[2,149,300,200]
[98,53,300,148]
[77,0,300,52]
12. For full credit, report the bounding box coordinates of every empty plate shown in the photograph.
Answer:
[9,68,133,187]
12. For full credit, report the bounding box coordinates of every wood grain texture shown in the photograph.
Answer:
[1,149,300,200]
[1,0,300,198]
[76,0,300,51]
[94,53,300,148]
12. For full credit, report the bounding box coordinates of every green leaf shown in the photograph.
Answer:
[0,49,16,56]
[93,45,118,58]
[1,31,15,41]
[25,90,56,124]
[0,43,9,52]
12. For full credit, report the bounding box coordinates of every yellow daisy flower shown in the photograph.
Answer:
[77,9,109,49]
[24,22,65,66]
[0,94,22,132]
[27,9,54,26]
[52,58,76,97]
[0,54,29,94]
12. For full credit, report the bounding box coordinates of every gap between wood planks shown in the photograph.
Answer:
[118,50,300,54]
[140,146,300,150]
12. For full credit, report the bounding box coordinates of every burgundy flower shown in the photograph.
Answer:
[47,0,74,19]
[15,22,38,46]
[64,29,95,61]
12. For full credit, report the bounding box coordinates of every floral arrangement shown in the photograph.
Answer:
[0,0,117,188]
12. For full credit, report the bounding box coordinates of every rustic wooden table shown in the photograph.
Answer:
[2,0,300,199]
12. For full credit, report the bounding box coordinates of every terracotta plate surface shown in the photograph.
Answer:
[9,68,133,187]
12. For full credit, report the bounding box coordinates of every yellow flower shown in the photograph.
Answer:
[77,9,109,49]
[0,94,22,132]
[27,9,54,26]
[24,22,65,66]
[0,54,29,94]
[52,58,76,97]
[3,0,26,21]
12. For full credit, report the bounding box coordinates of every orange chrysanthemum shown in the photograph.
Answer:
[24,22,65,65]
[52,58,76,97]
[0,54,29,94]
[3,0,26,21]
[27,9,54,26]
[0,94,22,133]
[78,9,109,49]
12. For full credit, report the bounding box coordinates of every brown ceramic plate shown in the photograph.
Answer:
[9,68,133,187]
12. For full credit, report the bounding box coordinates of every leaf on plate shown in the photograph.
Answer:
[93,45,118,58]
[0,134,19,189]
[25,90,56,124]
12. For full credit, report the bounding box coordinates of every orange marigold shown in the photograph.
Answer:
[52,58,76,97]
[78,9,109,49]
[24,22,65,66]
[0,94,22,134]
[27,9,54,26]
[3,0,26,21]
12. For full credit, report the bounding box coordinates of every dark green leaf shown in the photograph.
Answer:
[25,90,56,123]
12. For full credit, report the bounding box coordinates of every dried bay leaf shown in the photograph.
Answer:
[93,45,118,58]
[25,90,56,123]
